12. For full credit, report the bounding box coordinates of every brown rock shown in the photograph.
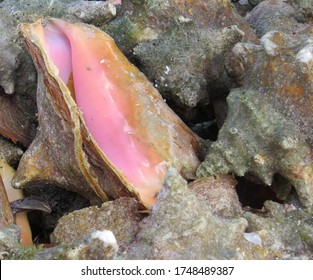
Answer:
[189,175,243,218]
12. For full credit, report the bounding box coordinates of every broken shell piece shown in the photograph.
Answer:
[0,159,32,245]
[15,18,204,208]
[0,171,14,228]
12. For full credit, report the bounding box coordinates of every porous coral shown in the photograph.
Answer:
[197,30,313,207]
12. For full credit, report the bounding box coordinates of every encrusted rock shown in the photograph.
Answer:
[0,136,23,166]
[244,201,313,259]
[198,30,313,207]
[232,1,255,17]
[119,169,260,259]
[0,225,21,260]
[51,198,142,251]
[36,230,118,260]
[103,0,257,121]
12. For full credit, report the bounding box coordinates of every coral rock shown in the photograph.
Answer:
[244,201,313,259]
[197,30,313,207]
[103,0,257,119]
[51,198,141,251]
[119,169,260,259]
[36,230,118,260]
[0,136,23,166]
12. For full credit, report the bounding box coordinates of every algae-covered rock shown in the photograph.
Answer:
[244,201,313,259]
[0,224,44,260]
[197,30,313,207]
[0,136,23,166]
[232,1,254,18]
[119,169,260,259]
[0,225,21,259]
[35,230,118,260]
[0,225,118,260]
[0,224,41,260]
[103,0,257,119]
[188,175,243,218]
[51,198,141,250]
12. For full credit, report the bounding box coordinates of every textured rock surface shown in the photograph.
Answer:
[103,0,257,121]
[0,225,21,259]
[0,136,23,166]
[197,30,313,207]
[118,169,260,260]
[189,175,243,218]
[51,198,141,251]
[246,0,313,37]
[232,1,254,17]
[36,230,118,260]
[244,201,313,259]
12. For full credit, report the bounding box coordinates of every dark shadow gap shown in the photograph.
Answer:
[235,176,283,209]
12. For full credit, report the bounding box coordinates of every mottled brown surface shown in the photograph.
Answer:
[51,198,141,250]
[0,94,36,147]
[0,174,14,228]
[189,175,243,218]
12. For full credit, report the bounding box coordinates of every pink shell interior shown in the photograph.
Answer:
[42,19,165,205]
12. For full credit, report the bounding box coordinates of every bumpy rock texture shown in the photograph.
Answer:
[0,136,23,166]
[118,169,260,260]
[35,230,119,260]
[103,0,257,121]
[244,201,313,259]
[51,198,141,251]
[197,30,313,207]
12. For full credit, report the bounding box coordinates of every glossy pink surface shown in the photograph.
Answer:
[43,26,72,83]
[42,20,164,203]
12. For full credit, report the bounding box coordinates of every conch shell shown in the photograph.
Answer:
[15,18,204,207]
